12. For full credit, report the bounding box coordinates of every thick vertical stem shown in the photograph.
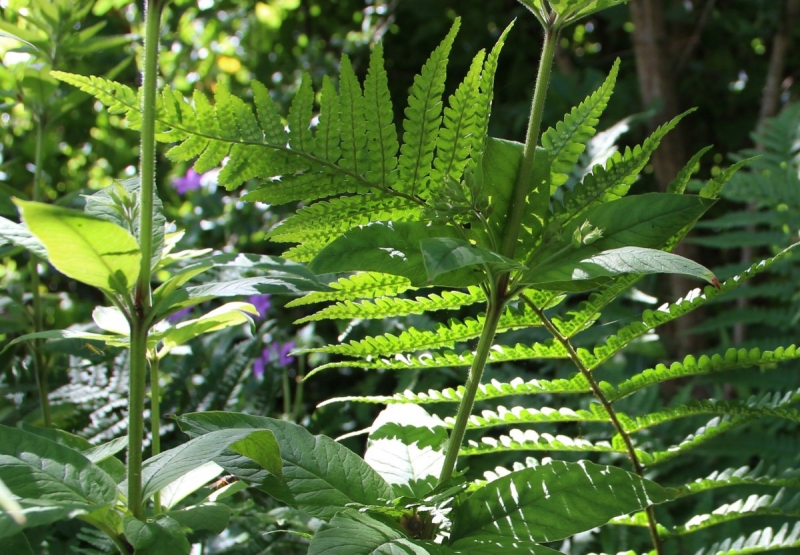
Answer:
[438,21,559,485]
[438,298,505,483]
[127,0,162,519]
[30,113,50,426]
[500,28,557,260]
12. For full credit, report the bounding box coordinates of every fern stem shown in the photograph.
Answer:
[500,27,557,260]
[30,110,50,426]
[523,295,664,555]
[127,0,163,520]
[438,296,506,483]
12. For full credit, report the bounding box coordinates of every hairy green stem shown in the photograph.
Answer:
[127,0,163,519]
[524,296,664,555]
[500,27,557,260]
[30,111,50,426]
[150,355,162,514]
[438,297,505,483]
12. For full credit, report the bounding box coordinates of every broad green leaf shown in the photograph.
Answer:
[525,193,714,290]
[153,302,257,353]
[167,503,231,534]
[84,436,128,464]
[420,238,524,283]
[84,178,166,271]
[546,0,628,24]
[139,428,281,500]
[0,424,117,507]
[0,216,48,259]
[14,199,141,294]
[451,537,564,555]
[93,305,130,335]
[177,412,394,520]
[308,509,455,555]
[123,515,190,555]
[1,329,129,353]
[479,137,522,243]
[310,222,482,287]
[538,246,718,286]
[364,405,448,498]
[449,460,677,544]
[160,462,224,510]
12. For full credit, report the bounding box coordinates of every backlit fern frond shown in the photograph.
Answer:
[555,110,693,224]
[460,430,621,457]
[286,272,412,307]
[692,522,800,555]
[542,59,619,189]
[676,489,800,535]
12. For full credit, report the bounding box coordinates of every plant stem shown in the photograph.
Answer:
[438,297,506,483]
[127,0,162,519]
[150,355,162,514]
[500,27,557,260]
[282,367,292,417]
[524,296,664,555]
[291,355,306,422]
[30,111,50,426]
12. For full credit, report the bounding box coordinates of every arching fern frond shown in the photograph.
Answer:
[677,489,800,535]
[608,345,800,402]
[680,463,800,497]
[692,521,800,555]
[295,286,486,323]
[286,272,412,307]
[645,414,752,466]
[542,59,620,189]
[318,375,592,407]
[454,403,610,431]
[460,429,621,457]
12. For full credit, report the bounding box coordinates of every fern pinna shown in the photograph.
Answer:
[55,14,800,555]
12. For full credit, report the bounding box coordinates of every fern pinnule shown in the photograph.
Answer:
[338,54,368,176]
[667,145,713,194]
[364,42,399,188]
[542,58,620,188]
[453,403,610,431]
[252,80,287,145]
[473,21,513,158]
[645,414,751,465]
[288,76,315,155]
[396,18,460,198]
[676,489,800,535]
[692,521,800,555]
[314,76,342,164]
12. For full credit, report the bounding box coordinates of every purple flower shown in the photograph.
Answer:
[253,340,296,378]
[248,294,272,320]
[172,169,203,195]
[167,307,193,324]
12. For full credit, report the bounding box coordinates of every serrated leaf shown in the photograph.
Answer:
[421,237,524,282]
[450,460,676,544]
[123,515,190,555]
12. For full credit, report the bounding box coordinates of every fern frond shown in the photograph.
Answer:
[295,286,486,323]
[240,169,348,205]
[609,345,800,402]
[460,429,621,457]
[551,274,640,337]
[318,375,591,407]
[364,42,399,188]
[667,145,713,194]
[286,272,412,307]
[692,521,800,555]
[699,156,757,199]
[623,389,800,433]
[645,414,751,465]
[453,403,609,431]
[555,110,693,223]
[677,489,800,535]
[542,59,620,188]
[395,18,460,198]
[430,49,485,188]
[252,80,287,145]
[680,463,800,497]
